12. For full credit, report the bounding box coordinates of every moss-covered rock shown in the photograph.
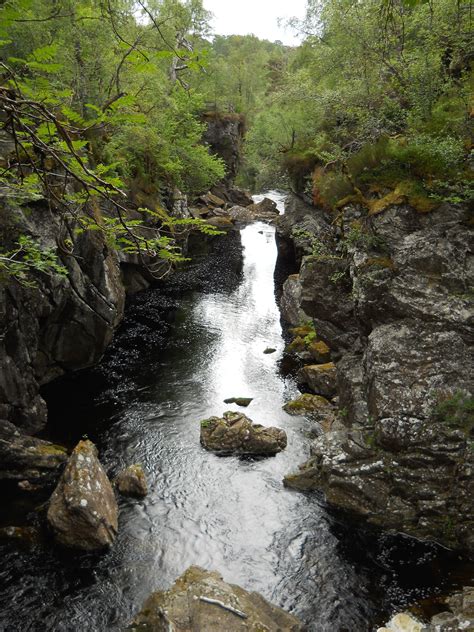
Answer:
[200,412,287,456]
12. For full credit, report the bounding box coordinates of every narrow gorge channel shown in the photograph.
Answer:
[0,193,468,632]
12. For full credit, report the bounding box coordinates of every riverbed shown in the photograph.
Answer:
[0,192,468,632]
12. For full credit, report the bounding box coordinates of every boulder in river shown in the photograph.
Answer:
[200,412,287,455]
[47,439,118,551]
[127,565,303,631]
[115,464,148,498]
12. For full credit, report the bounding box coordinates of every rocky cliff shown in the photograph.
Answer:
[279,193,474,554]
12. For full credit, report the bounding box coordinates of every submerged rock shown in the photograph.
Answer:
[223,397,253,407]
[200,412,287,456]
[0,419,67,486]
[128,565,303,631]
[115,464,148,498]
[47,440,118,551]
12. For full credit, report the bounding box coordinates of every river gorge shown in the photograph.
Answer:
[0,192,471,632]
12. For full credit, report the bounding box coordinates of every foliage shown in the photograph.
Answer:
[433,391,474,435]
[0,235,68,286]
[0,0,226,283]
[246,0,472,200]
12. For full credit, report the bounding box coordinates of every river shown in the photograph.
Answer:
[0,191,467,632]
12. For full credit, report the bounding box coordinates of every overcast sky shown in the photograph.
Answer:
[202,0,307,46]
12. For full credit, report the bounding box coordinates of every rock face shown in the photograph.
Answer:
[0,419,67,486]
[202,112,245,183]
[47,440,118,551]
[200,412,287,455]
[115,464,148,498]
[279,193,474,553]
[128,565,303,631]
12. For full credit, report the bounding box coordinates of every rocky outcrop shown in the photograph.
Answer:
[128,565,303,631]
[279,193,474,553]
[200,412,287,455]
[115,464,148,498]
[0,419,67,486]
[202,112,245,183]
[47,440,118,551]
[0,197,126,434]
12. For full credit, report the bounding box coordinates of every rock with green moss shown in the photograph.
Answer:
[115,464,148,498]
[200,412,287,456]
[283,393,332,419]
[297,363,337,398]
[47,440,118,551]
[127,565,303,632]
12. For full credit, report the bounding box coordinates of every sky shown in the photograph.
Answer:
[202,0,307,46]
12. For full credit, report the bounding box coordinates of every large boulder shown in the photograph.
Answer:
[0,419,67,486]
[128,566,303,631]
[47,440,118,551]
[200,412,287,455]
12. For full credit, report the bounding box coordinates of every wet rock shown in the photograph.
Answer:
[115,464,148,498]
[263,347,276,354]
[198,192,226,208]
[0,526,41,547]
[283,393,332,420]
[0,419,67,486]
[200,412,287,456]
[223,397,253,407]
[308,340,331,363]
[47,440,118,551]
[128,565,303,631]
[227,187,253,207]
[228,199,279,224]
[377,612,424,632]
[298,363,337,398]
[378,586,474,631]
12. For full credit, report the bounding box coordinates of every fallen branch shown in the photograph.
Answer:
[198,596,248,619]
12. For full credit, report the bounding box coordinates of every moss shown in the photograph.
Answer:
[283,393,330,414]
[286,336,306,353]
[289,325,314,338]
[433,391,474,434]
[362,257,396,270]
[33,443,67,456]
[368,181,438,216]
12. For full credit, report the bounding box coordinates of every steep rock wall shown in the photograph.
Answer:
[279,193,474,554]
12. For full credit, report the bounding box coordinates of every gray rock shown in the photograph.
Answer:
[279,197,474,552]
[47,440,118,551]
[280,274,311,326]
[115,464,148,498]
[200,412,287,456]
[128,565,303,631]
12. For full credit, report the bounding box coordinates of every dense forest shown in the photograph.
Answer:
[1,0,471,282]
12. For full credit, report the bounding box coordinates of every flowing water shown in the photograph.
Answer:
[0,191,470,632]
